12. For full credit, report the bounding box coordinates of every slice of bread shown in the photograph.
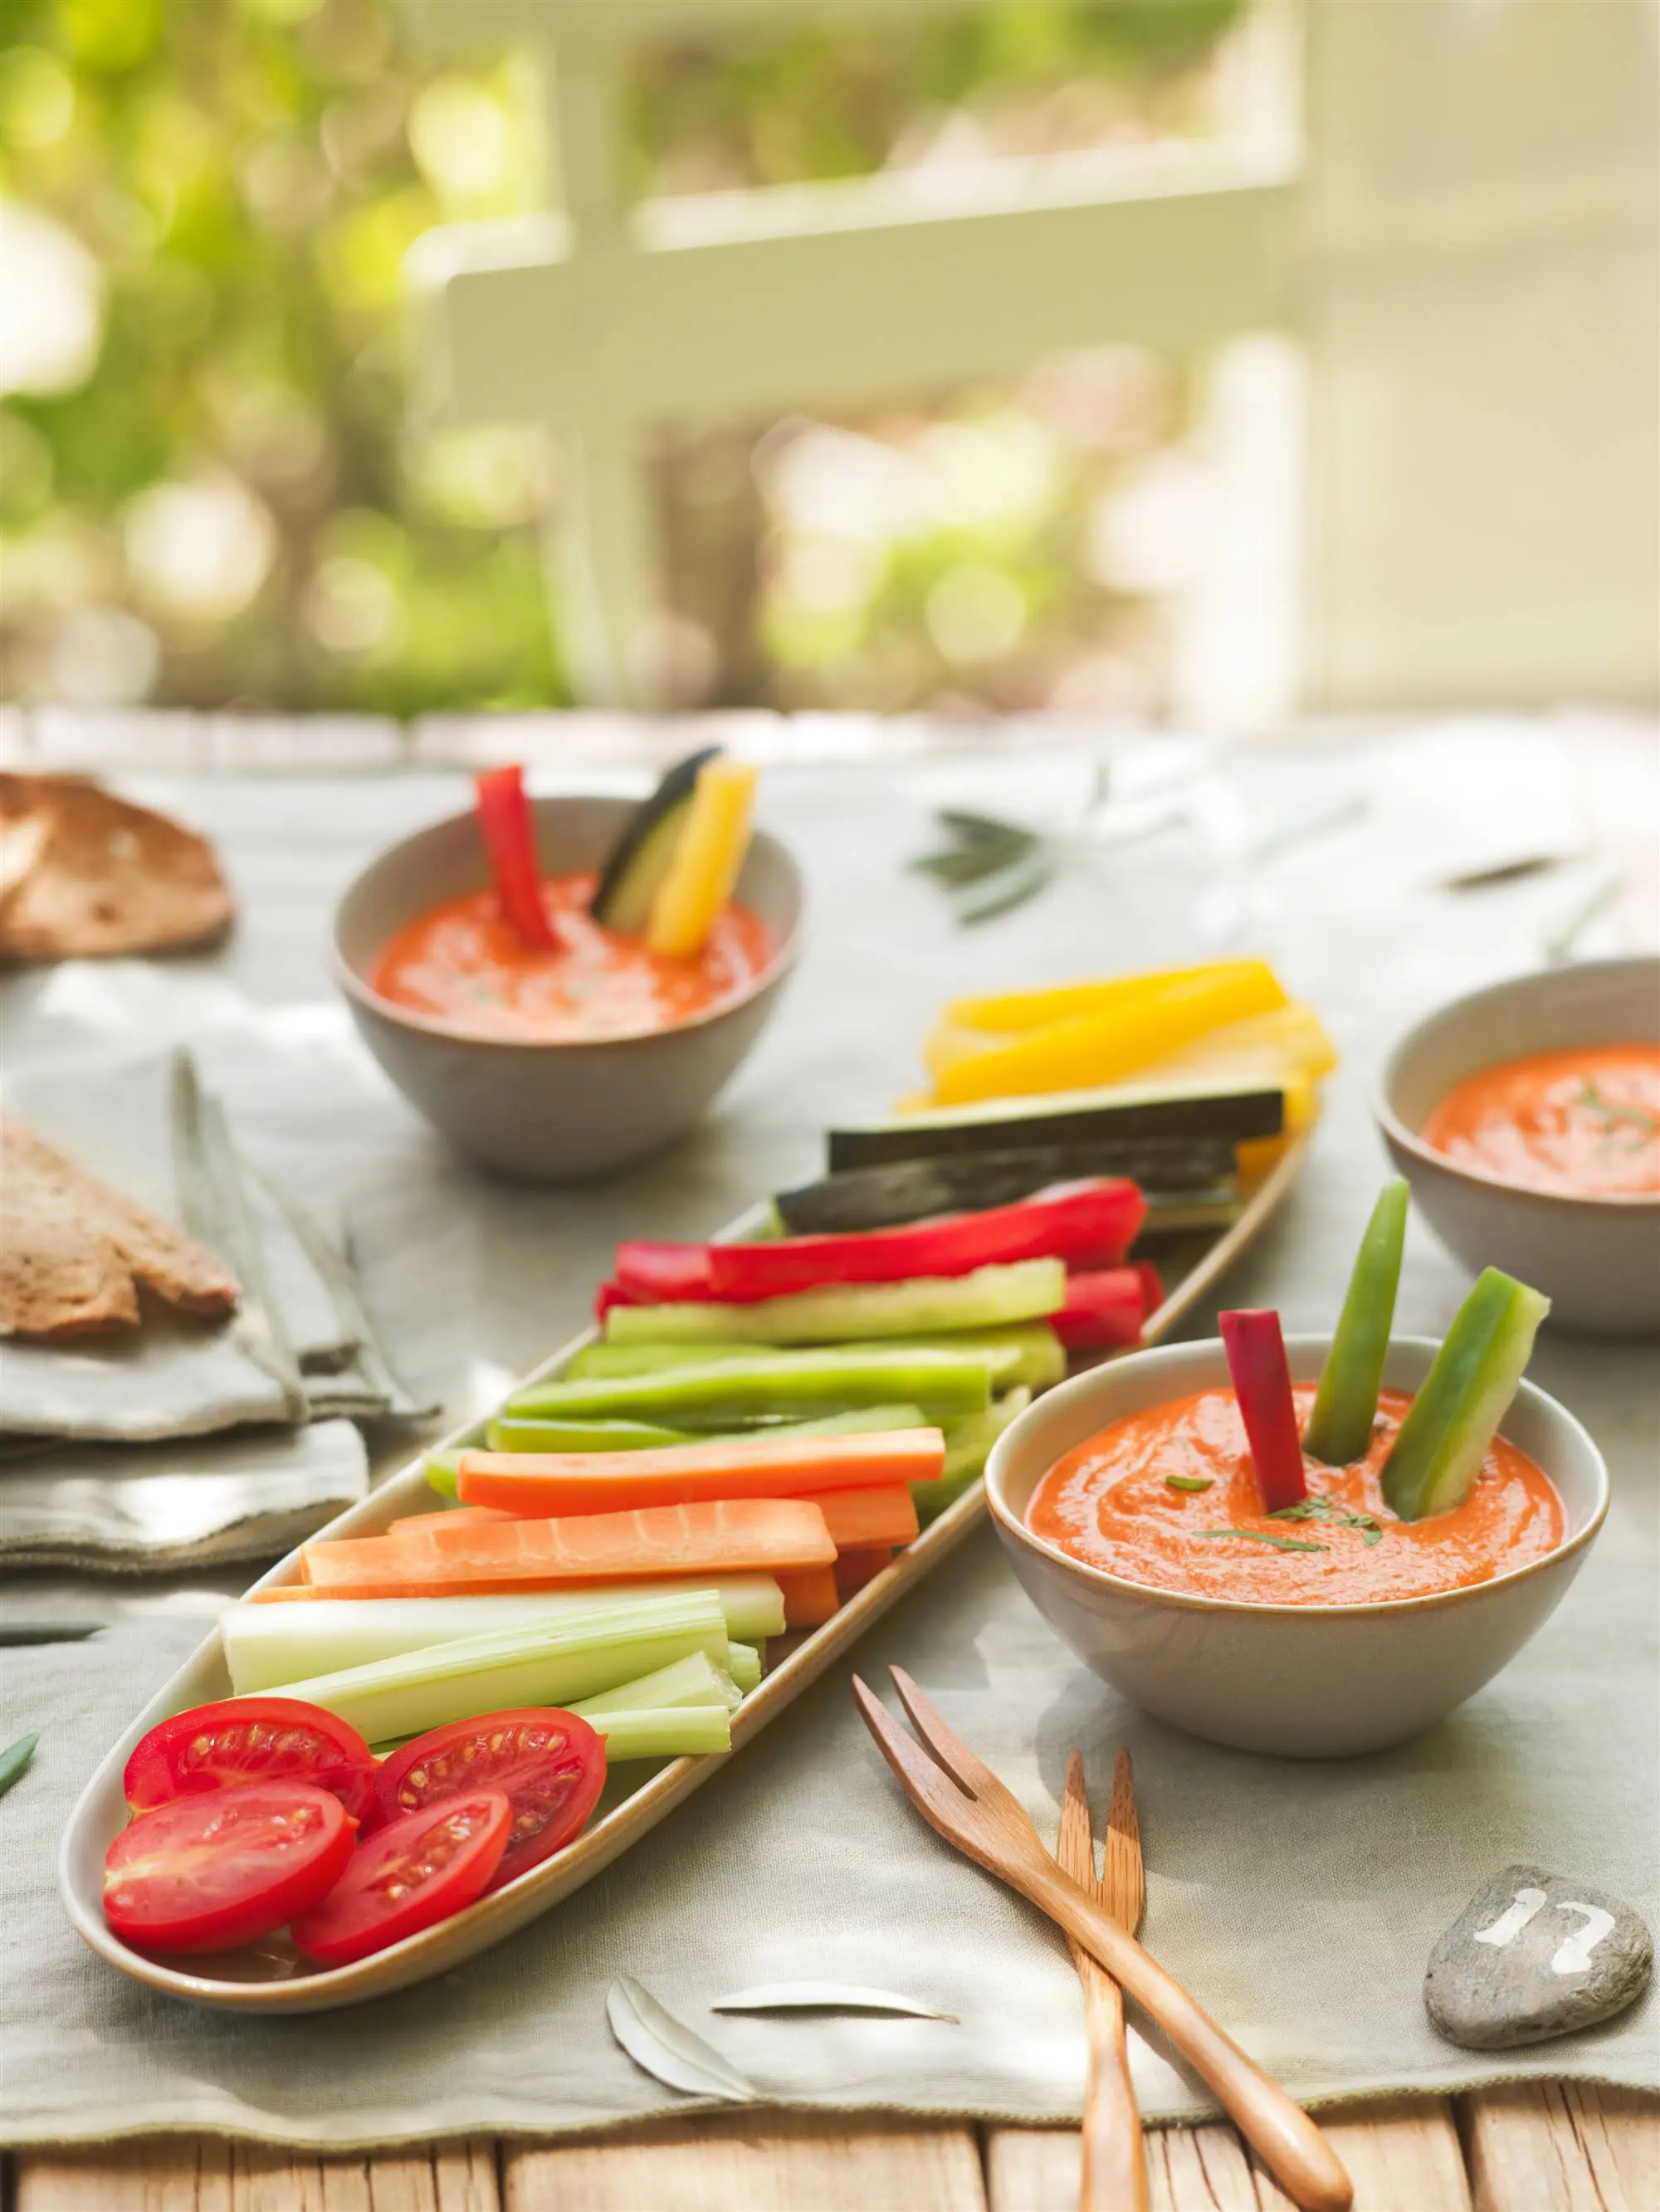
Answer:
[0,774,232,962]
[0,1119,240,1339]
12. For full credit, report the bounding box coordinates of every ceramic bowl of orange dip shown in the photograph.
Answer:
[333,793,801,1179]
[985,1334,1606,1757]
[1376,958,1660,1335]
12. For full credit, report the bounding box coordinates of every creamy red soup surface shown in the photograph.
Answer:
[1420,1043,1660,1199]
[369,872,776,1043]
[1026,1384,1565,1606]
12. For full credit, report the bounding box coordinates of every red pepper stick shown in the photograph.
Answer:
[474,766,557,950]
[1218,1308,1308,1511]
[613,1241,720,1304]
[627,1182,1146,1305]
[1052,1267,1151,1351]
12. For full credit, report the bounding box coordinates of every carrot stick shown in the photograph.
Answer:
[300,1497,834,1596]
[806,1484,918,1550]
[833,1545,894,1599]
[390,1506,512,1533]
[776,1565,840,1629]
[1218,1307,1308,1511]
[454,1429,944,1516]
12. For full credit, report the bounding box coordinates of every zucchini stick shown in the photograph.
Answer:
[1381,1269,1550,1521]
[1303,1180,1409,1465]
[603,1258,1067,1347]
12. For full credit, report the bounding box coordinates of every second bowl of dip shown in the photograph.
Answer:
[985,1334,1606,1758]
[333,793,802,1179]
[1375,958,1660,1335]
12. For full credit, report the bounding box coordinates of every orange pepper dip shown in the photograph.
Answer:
[369,872,776,1043]
[1420,1044,1660,1198]
[1027,1385,1564,1606]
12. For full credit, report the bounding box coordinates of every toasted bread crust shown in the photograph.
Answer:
[0,774,232,963]
[0,1119,239,1339]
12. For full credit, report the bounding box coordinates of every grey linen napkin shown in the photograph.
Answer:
[0,1050,305,1441]
[0,1419,367,1570]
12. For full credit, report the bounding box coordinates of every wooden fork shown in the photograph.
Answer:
[1058,1751,1149,2212]
[853,1668,1353,2212]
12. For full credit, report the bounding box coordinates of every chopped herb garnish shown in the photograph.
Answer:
[1194,1528,1328,1553]
[1271,1496,1386,1546]
[1574,1082,1657,1156]
[1164,1474,1215,1493]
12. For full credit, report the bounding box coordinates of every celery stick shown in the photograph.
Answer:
[574,1651,741,1716]
[913,1389,1033,1525]
[222,1580,785,1695]
[757,1404,930,1438]
[872,1325,1062,1392]
[263,1598,730,1745]
[603,1258,1067,1346]
[1304,1180,1409,1466]
[505,1346,992,1426]
[424,1451,462,1497]
[588,1707,731,1760]
[485,1415,695,1454]
[1381,1269,1550,1521]
[727,1640,762,1692]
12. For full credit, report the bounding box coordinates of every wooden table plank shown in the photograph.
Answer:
[1460,2085,1660,2212]
[14,2139,499,2212]
[503,2114,986,2212]
[987,2098,1472,2211]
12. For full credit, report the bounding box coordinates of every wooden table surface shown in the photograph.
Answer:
[6,709,1656,2212]
[12,2088,1658,2210]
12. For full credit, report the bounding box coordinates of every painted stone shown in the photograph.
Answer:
[1424,1863,1653,2050]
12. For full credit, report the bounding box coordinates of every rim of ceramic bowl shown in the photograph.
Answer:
[1373,958,1660,1214]
[329,796,803,1054]
[984,1333,1609,1622]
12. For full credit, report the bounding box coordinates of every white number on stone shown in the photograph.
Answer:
[1473,1887,1547,1948]
[1550,1903,1615,1976]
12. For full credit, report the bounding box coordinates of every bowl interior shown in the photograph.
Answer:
[333,793,803,1031]
[1382,957,1660,1137]
[988,1334,1608,1599]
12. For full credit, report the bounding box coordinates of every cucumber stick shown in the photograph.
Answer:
[1304,1179,1410,1466]
[1381,1269,1550,1521]
[484,1415,695,1455]
[603,1258,1067,1346]
[913,1389,1033,1526]
[574,1650,742,1716]
[507,1346,993,1427]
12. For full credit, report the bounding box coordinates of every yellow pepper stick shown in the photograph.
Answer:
[645,757,758,960]
[1125,1003,1340,1087]
[942,960,1276,1036]
[928,966,1290,1108]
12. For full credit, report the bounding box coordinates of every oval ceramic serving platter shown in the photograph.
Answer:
[60,1133,1311,2012]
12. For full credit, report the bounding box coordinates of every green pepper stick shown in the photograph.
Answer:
[1304,1179,1410,1465]
[1382,1269,1550,1521]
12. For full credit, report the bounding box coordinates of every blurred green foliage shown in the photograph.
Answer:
[0,0,1242,717]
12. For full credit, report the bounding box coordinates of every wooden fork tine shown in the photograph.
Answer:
[888,1664,1003,1799]
[851,1675,976,1843]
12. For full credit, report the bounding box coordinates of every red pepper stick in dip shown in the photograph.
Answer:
[474,765,558,950]
[1218,1308,1308,1511]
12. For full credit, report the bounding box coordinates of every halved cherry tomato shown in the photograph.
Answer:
[103,1780,354,1955]
[366,1708,607,1891]
[124,1697,376,1822]
[290,1789,512,1966]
